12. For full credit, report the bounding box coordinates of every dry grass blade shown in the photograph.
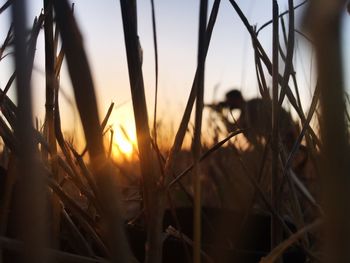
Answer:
[0,24,13,60]
[280,17,303,111]
[150,0,159,147]
[284,84,320,173]
[271,0,281,250]
[81,102,114,157]
[53,1,132,262]
[164,0,221,186]
[0,12,45,119]
[256,0,307,35]
[0,71,16,106]
[278,0,295,105]
[100,102,114,130]
[52,0,103,159]
[0,116,17,152]
[61,209,96,257]
[69,145,100,208]
[27,14,45,79]
[253,38,269,99]
[193,4,209,260]
[108,129,113,158]
[0,0,11,15]
[260,219,322,263]
[46,177,96,227]
[168,129,243,188]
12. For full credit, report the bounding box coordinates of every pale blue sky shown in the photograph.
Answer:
[0,0,349,146]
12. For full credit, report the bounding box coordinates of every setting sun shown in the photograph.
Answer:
[112,126,137,158]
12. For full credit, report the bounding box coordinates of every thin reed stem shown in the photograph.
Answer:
[271,0,281,252]
[193,1,208,262]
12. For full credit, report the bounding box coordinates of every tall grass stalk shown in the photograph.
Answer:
[11,0,46,262]
[164,0,220,186]
[193,1,208,262]
[52,0,132,261]
[305,1,350,262]
[119,1,164,262]
[43,0,60,248]
[150,0,159,147]
[271,0,281,251]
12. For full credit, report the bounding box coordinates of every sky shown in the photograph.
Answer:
[0,0,349,151]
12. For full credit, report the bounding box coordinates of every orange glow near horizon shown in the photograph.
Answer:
[114,132,134,157]
[111,121,138,159]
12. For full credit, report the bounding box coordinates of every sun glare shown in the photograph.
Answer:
[113,128,136,158]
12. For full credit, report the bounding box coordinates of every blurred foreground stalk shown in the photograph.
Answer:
[11,0,47,262]
[304,1,350,262]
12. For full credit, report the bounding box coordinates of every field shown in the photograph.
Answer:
[0,0,349,262]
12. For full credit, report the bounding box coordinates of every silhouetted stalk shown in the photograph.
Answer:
[271,0,281,252]
[192,1,207,262]
[0,0,11,15]
[108,129,114,158]
[164,0,221,187]
[61,209,95,257]
[279,0,295,106]
[11,0,46,262]
[305,1,350,262]
[0,24,13,60]
[168,130,243,188]
[256,0,307,35]
[43,0,60,249]
[0,71,15,105]
[228,0,321,148]
[253,41,269,99]
[81,102,115,157]
[150,0,159,147]
[280,16,302,109]
[119,1,164,262]
[52,1,132,262]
